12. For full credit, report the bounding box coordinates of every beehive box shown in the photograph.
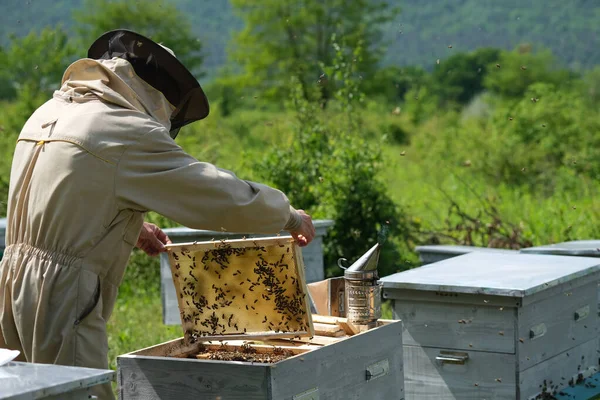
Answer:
[380,252,600,399]
[165,236,314,342]
[521,240,600,305]
[117,318,405,400]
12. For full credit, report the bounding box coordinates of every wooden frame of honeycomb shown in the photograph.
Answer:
[166,236,315,343]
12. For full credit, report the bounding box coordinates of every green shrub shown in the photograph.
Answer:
[253,38,416,277]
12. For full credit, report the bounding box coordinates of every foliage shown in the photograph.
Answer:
[253,37,414,277]
[0,26,78,100]
[228,0,397,102]
[410,82,600,193]
[580,66,600,107]
[363,65,428,105]
[73,0,205,78]
[483,45,574,99]
[430,47,501,107]
[2,0,600,79]
[417,181,534,250]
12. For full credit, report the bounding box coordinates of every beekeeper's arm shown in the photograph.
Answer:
[115,126,309,237]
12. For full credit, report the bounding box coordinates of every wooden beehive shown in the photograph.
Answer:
[166,236,314,342]
[117,318,405,400]
[380,252,600,399]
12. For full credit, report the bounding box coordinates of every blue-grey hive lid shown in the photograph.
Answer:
[415,244,518,256]
[520,240,600,257]
[379,251,600,297]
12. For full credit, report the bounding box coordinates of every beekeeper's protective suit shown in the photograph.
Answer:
[0,30,310,400]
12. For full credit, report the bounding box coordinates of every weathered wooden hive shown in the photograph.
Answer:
[380,251,600,399]
[117,236,405,400]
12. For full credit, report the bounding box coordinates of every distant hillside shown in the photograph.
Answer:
[1,0,598,80]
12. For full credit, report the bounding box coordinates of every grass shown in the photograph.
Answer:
[106,286,182,395]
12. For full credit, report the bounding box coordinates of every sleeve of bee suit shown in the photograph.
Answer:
[115,126,303,233]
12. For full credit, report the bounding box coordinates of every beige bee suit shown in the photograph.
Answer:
[0,57,301,400]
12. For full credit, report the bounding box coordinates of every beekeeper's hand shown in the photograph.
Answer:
[136,222,172,257]
[290,210,316,247]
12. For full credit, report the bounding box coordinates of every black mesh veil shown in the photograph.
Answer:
[87,30,209,139]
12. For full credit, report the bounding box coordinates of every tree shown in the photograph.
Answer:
[0,26,77,101]
[483,45,573,99]
[72,0,205,78]
[362,65,428,104]
[228,0,398,103]
[430,48,501,107]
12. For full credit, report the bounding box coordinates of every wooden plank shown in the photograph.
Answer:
[213,341,322,352]
[118,356,270,400]
[286,335,347,346]
[194,343,311,356]
[393,300,516,354]
[520,273,600,306]
[129,337,202,358]
[327,277,346,317]
[307,280,329,315]
[312,322,345,337]
[250,338,326,348]
[165,236,293,252]
[383,288,521,308]
[291,243,316,338]
[404,345,516,399]
[269,321,404,400]
[166,237,312,341]
[312,315,360,335]
[517,280,598,371]
[191,331,309,342]
[519,338,598,399]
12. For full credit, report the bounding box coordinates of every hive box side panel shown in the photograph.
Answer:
[404,345,516,400]
[383,288,521,308]
[393,300,516,353]
[519,338,599,399]
[517,281,599,371]
[269,321,405,400]
[118,356,270,400]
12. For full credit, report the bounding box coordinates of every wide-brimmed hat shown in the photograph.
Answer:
[87,29,209,139]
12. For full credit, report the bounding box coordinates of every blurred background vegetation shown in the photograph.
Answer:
[1,0,599,392]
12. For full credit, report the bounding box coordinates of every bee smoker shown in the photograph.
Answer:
[338,243,383,329]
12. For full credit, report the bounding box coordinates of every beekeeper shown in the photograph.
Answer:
[0,29,315,399]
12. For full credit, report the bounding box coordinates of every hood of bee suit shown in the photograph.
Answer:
[57,56,176,132]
